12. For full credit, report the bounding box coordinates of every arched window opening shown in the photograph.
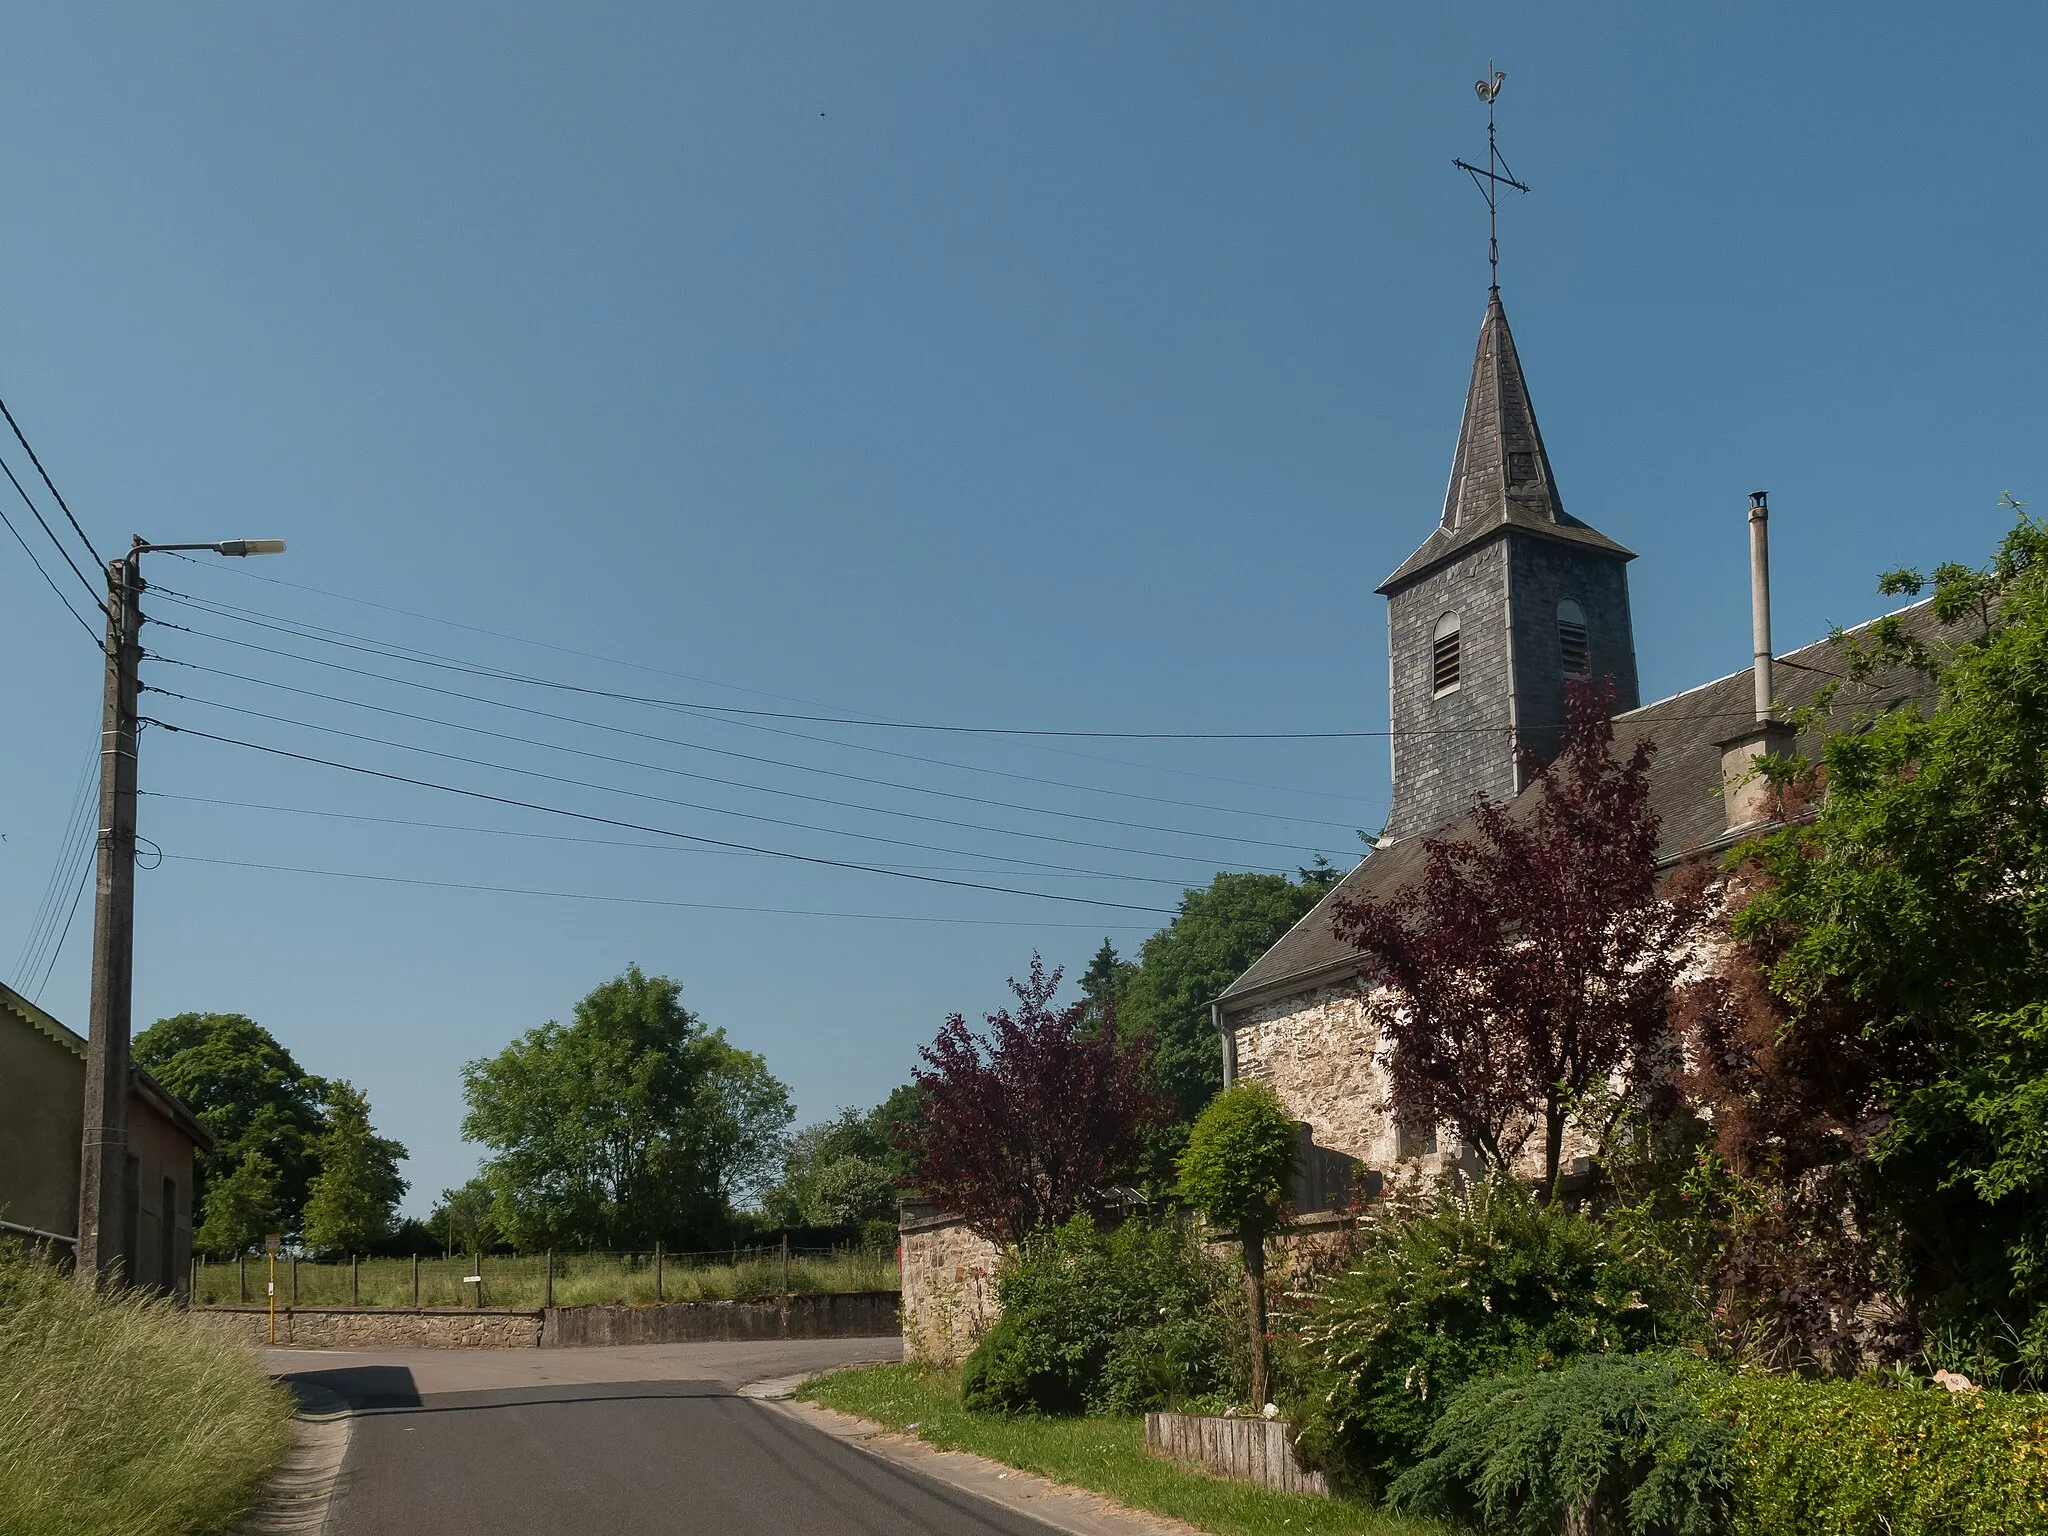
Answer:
[1432,613,1462,696]
[1557,599,1590,679]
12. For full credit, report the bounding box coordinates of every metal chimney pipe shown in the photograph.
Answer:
[1748,491,1773,723]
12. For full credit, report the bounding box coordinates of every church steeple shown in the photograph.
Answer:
[1377,293,1640,843]
[1380,293,1628,594]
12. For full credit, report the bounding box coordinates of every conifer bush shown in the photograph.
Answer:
[1289,1177,1700,1493]
[1386,1355,1734,1536]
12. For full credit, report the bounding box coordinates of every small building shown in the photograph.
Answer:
[0,980,211,1293]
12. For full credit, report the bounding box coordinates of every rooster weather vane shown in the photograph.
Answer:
[1452,66,1529,294]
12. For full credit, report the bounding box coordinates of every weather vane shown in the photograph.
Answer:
[1452,64,1529,294]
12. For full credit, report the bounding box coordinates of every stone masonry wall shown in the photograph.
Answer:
[898,1205,1002,1366]
[1231,977,1599,1186]
[1231,981,1392,1165]
[189,1306,543,1349]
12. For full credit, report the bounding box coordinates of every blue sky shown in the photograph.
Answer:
[2,5,2041,1214]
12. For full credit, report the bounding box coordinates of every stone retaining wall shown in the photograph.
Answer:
[541,1291,898,1346]
[189,1293,899,1350]
[189,1306,543,1349]
[1144,1411,1328,1497]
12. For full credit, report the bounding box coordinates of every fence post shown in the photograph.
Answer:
[474,1250,483,1308]
[545,1249,554,1309]
[412,1252,420,1308]
[238,1252,246,1303]
[351,1254,360,1305]
[780,1234,790,1337]
[191,1255,199,1302]
[291,1253,299,1306]
[655,1241,664,1303]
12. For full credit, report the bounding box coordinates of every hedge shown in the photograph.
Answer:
[1702,1371,2048,1536]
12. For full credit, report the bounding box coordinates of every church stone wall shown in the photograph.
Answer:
[1386,538,1518,841]
[1507,540,1639,766]
[1232,981,1396,1166]
[1228,974,1602,1187]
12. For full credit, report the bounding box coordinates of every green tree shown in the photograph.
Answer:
[133,1012,327,1240]
[193,1148,281,1257]
[428,1176,501,1255]
[1119,872,1334,1121]
[762,1090,920,1227]
[1077,939,1134,1035]
[460,966,791,1250]
[1177,1082,1299,1409]
[1713,501,2048,1371]
[299,1081,408,1257]
[690,1036,794,1209]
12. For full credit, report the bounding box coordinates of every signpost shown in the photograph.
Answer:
[264,1234,281,1344]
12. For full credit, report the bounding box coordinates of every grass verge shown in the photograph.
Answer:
[798,1363,1441,1536]
[0,1243,297,1536]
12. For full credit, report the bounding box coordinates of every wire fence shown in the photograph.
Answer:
[191,1244,899,1310]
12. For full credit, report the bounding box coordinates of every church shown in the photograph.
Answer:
[1210,288,1946,1180]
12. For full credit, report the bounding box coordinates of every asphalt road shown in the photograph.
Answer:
[268,1338,1061,1536]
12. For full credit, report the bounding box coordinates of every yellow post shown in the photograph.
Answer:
[264,1233,281,1345]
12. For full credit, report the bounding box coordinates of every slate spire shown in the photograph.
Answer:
[1379,293,1630,596]
[1441,291,1563,531]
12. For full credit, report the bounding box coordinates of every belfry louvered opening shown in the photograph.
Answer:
[1557,598,1590,678]
[1432,613,1462,695]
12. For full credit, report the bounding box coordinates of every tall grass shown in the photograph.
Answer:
[192,1245,900,1308]
[0,1242,295,1536]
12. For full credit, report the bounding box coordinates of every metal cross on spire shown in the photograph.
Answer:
[1452,65,1529,294]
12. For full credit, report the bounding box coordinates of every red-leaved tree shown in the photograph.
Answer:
[903,956,1165,1245]
[1332,681,1702,1192]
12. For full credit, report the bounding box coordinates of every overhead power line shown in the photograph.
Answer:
[152,598,1374,827]
[144,586,1378,739]
[143,716,1180,915]
[0,397,104,566]
[163,555,1386,805]
[0,452,105,613]
[0,491,100,642]
[156,852,1157,930]
[147,656,1339,860]
[138,791,1204,885]
[146,686,1254,880]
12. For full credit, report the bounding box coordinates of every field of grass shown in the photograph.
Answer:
[192,1245,899,1308]
[0,1242,295,1536]
[798,1363,1441,1536]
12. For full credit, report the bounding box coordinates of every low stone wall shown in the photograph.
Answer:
[189,1306,543,1350]
[541,1291,899,1347]
[898,1202,1003,1366]
[1145,1411,1328,1497]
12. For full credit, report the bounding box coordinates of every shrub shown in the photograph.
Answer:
[1695,1370,2048,1536]
[1178,1082,1299,1407]
[960,1214,1240,1416]
[1291,1176,1701,1492]
[0,1243,296,1536]
[1387,1355,1734,1536]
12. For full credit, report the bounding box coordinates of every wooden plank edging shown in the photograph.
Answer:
[1143,1411,1329,1498]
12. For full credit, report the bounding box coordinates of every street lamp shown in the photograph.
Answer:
[77,535,285,1290]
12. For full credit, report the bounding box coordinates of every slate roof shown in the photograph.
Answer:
[1217,600,1957,1011]
[1379,293,1634,595]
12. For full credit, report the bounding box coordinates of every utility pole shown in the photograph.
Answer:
[73,537,285,1290]
[75,548,142,1288]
